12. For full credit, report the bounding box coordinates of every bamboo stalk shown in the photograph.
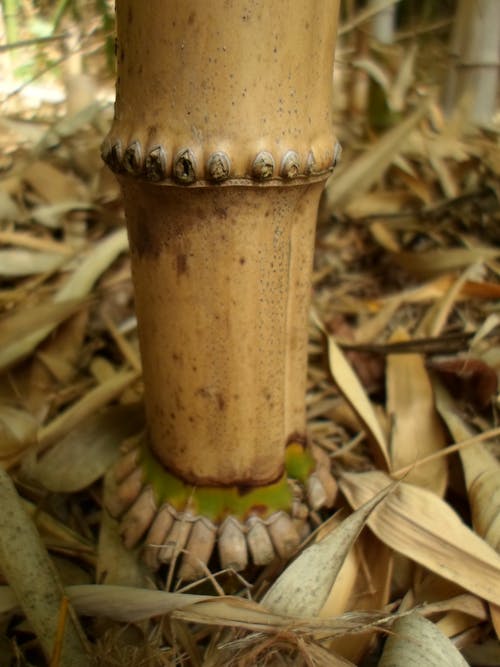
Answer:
[103,0,340,573]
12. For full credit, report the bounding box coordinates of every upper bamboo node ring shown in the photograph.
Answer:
[101,138,341,186]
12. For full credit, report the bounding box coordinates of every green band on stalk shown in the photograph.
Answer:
[140,440,314,523]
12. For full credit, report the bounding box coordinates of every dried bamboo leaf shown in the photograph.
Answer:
[31,201,95,229]
[31,403,144,493]
[434,383,500,552]
[37,371,140,453]
[0,249,66,277]
[0,406,38,460]
[326,333,390,469]
[65,583,400,636]
[321,531,393,665]
[386,328,447,495]
[261,482,394,617]
[0,228,128,373]
[393,247,500,278]
[378,611,468,666]
[339,471,500,605]
[0,468,90,665]
[22,160,84,203]
[320,101,429,216]
[0,298,86,372]
[22,500,95,565]
[54,227,128,303]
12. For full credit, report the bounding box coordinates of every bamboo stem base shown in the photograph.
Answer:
[106,437,338,580]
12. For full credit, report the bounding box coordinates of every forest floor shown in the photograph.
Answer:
[0,48,499,667]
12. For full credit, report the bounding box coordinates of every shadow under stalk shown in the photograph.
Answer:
[102,0,340,579]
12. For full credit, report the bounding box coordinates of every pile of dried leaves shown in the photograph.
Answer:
[0,33,499,667]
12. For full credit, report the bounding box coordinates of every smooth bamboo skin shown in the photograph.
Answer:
[106,0,339,488]
[123,180,323,486]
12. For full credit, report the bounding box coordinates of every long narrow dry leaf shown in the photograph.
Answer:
[434,382,500,552]
[32,403,144,493]
[386,328,447,494]
[36,371,139,453]
[339,471,500,605]
[0,249,66,277]
[0,229,128,372]
[22,499,96,565]
[320,101,429,216]
[0,406,38,460]
[326,334,390,469]
[321,531,393,665]
[55,227,128,303]
[66,584,401,638]
[261,483,394,617]
[0,468,90,666]
[378,611,468,666]
[338,0,401,36]
[0,298,86,372]
[416,264,478,338]
[393,247,500,278]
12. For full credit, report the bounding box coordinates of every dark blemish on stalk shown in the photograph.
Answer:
[172,352,182,363]
[176,254,188,276]
[188,11,196,24]
[239,257,246,265]
[196,206,207,220]
[127,6,132,24]
[216,393,226,411]
[128,210,159,258]
[214,207,228,219]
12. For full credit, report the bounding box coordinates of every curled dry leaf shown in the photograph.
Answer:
[434,382,500,552]
[386,328,448,495]
[261,482,394,617]
[0,406,38,461]
[320,530,393,665]
[0,249,66,277]
[0,468,90,666]
[378,611,468,667]
[320,101,429,217]
[31,403,144,493]
[430,357,498,411]
[0,298,86,373]
[326,332,390,470]
[0,229,128,373]
[339,471,500,605]
[393,247,500,278]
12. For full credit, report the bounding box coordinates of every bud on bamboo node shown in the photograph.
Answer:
[207,151,231,181]
[173,148,197,184]
[252,151,275,180]
[145,145,168,182]
[280,150,301,179]
[102,139,124,173]
[123,140,143,175]
[305,150,316,175]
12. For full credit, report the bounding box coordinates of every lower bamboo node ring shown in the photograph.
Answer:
[106,440,337,581]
